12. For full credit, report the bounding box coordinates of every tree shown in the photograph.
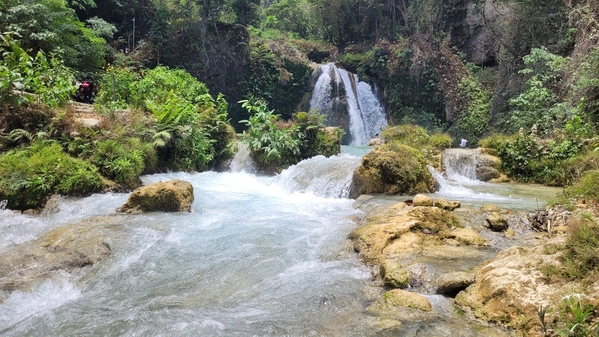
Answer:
[0,0,106,71]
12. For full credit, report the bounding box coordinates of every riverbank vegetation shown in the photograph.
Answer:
[2,0,599,333]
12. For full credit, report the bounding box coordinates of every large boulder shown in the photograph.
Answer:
[118,180,194,213]
[349,144,437,199]
[476,153,501,181]
[455,241,566,333]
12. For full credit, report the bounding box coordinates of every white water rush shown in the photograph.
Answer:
[310,63,388,145]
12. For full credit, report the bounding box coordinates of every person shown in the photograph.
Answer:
[460,138,467,148]
[78,76,95,104]
[368,133,383,146]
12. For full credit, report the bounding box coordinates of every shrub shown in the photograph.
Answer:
[381,124,452,166]
[90,139,145,187]
[0,141,105,210]
[0,33,75,108]
[239,98,303,173]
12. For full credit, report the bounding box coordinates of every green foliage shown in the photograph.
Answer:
[241,42,312,120]
[382,124,452,151]
[561,216,599,279]
[94,65,140,107]
[239,98,303,172]
[261,0,314,38]
[507,47,569,135]
[455,77,491,144]
[0,141,105,210]
[480,131,585,185]
[555,294,599,337]
[295,110,343,158]
[574,46,599,124]
[89,139,145,187]
[0,0,107,71]
[381,124,452,167]
[130,66,211,109]
[0,34,76,108]
[95,65,235,171]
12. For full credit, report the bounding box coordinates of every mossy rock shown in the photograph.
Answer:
[349,144,437,198]
[367,289,432,313]
[118,180,194,213]
[380,259,412,288]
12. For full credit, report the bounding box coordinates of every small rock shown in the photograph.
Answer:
[480,204,501,213]
[380,259,412,288]
[486,211,508,231]
[436,271,476,296]
[413,194,433,207]
[367,289,432,312]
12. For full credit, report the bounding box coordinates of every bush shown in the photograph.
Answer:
[0,34,75,108]
[239,98,303,173]
[481,131,587,185]
[238,99,342,173]
[0,141,105,210]
[90,139,145,187]
[381,124,452,166]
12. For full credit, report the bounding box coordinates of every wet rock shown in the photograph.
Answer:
[380,259,412,288]
[367,289,432,313]
[436,271,476,296]
[475,153,501,181]
[485,212,508,231]
[118,180,194,213]
[480,204,501,213]
[455,242,564,331]
[440,228,486,246]
[348,144,437,199]
[434,198,456,211]
[413,194,433,207]
[0,218,116,301]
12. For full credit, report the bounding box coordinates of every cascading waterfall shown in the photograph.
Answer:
[441,148,479,182]
[309,63,388,146]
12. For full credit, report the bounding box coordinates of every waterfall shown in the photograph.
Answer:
[441,148,479,182]
[229,142,256,173]
[309,63,388,146]
[275,153,362,198]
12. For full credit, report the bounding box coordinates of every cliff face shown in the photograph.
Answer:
[446,0,508,67]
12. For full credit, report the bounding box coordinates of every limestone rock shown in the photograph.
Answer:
[118,180,194,213]
[434,198,455,210]
[367,289,432,313]
[413,194,433,207]
[436,271,476,295]
[348,144,437,199]
[441,228,486,246]
[380,259,412,288]
[455,244,563,330]
[480,204,501,213]
[475,153,501,181]
[485,212,508,231]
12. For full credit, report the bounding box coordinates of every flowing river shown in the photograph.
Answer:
[0,147,561,336]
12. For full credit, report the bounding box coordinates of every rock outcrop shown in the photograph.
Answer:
[117,180,194,213]
[349,144,437,198]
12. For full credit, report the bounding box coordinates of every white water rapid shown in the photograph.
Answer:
[429,149,561,211]
[0,151,377,337]
[0,147,560,336]
[309,63,388,145]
